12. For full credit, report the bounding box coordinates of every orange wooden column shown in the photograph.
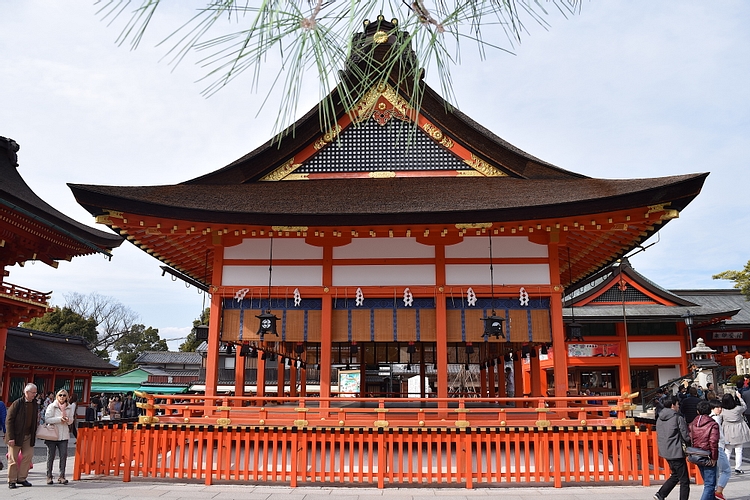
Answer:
[277,352,285,397]
[434,245,449,402]
[615,322,632,394]
[234,348,246,400]
[319,245,334,405]
[257,347,266,398]
[547,239,569,398]
[204,246,224,410]
[289,355,298,398]
[530,347,542,397]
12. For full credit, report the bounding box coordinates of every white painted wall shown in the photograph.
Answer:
[445,264,550,285]
[332,265,436,286]
[333,237,433,259]
[223,265,322,286]
[224,238,323,259]
[445,236,548,258]
[629,341,682,358]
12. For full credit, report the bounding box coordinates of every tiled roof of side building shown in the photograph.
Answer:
[134,351,203,365]
[5,326,116,371]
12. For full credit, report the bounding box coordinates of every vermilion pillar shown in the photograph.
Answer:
[548,239,569,398]
[204,245,224,409]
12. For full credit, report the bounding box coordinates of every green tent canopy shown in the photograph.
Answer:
[136,385,188,395]
[90,369,148,394]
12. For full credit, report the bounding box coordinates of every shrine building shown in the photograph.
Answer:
[0,136,122,403]
[67,18,710,488]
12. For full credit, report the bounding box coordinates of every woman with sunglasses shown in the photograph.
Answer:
[43,390,74,484]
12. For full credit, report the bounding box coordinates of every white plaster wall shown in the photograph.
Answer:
[332,265,435,286]
[658,367,682,386]
[445,236,548,258]
[333,237,434,259]
[222,265,322,286]
[224,238,323,260]
[629,341,682,358]
[445,264,550,285]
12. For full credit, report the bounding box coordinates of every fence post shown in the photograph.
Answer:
[377,427,386,488]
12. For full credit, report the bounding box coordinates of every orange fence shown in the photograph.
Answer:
[73,421,703,488]
[125,393,638,428]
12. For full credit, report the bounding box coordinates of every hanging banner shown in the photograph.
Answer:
[568,343,620,357]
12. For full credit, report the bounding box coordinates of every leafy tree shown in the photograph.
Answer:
[23,306,99,345]
[64,291,139,355]
[179,307,210,352]
[100,1,580,133]
[113,324,168,374]
[713,260,750,300]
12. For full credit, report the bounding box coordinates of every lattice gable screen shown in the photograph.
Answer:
[222,297,551,344]
[591,286,654,303]
[297,118,468,174]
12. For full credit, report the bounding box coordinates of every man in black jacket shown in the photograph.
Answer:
[654,395,691,500]
[4,383,39,489]
[680,386,701,424]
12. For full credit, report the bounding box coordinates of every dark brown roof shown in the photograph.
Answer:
[5,326,116,372]
[183,81,586,185]
[0,136,123,255]
[70,173,706,227]
[63,23,708,288]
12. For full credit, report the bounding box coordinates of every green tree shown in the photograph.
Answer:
[114,324,168,374]
[100,1,579,134]
[64,292,139,356]
[713,260,750,300]
[23,306,99,345]
[179,307,210,352]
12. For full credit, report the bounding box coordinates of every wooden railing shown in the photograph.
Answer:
[128,393,638,429]
[73,419,703,488]
[0,280,51,305]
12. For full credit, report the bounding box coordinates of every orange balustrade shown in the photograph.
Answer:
[72,394,703,488]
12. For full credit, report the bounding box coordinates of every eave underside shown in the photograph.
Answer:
[93,205,677,290]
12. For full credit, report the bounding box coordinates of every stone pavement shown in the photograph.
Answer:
[1,440,749,500]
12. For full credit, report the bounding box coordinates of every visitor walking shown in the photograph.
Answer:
[654,395,690,500]
[720,392,750,474]
[43,389,74,485]
[4,383,39,489]
[710,400,732,500]
[689,401,719,500]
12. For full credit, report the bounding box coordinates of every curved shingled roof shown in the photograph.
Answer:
[65,19,708,287]
[1,136,123,261]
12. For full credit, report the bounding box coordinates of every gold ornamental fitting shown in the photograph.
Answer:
[373,30,388,44]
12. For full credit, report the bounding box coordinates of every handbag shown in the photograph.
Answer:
[685,446,713,467]
[36,423,58,441]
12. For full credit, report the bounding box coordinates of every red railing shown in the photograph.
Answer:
[0,280,51,305]
[73,419,704,488]
[128,393,635,429]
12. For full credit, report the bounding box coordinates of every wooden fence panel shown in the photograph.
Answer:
[75,422,700,489]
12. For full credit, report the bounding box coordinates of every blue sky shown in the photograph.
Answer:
[2,2,749,349]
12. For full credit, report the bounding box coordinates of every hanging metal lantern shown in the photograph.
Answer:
[481,313,505,340]
[194,324,209,341]
[566,322,584,341]
[256,310,279,338]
